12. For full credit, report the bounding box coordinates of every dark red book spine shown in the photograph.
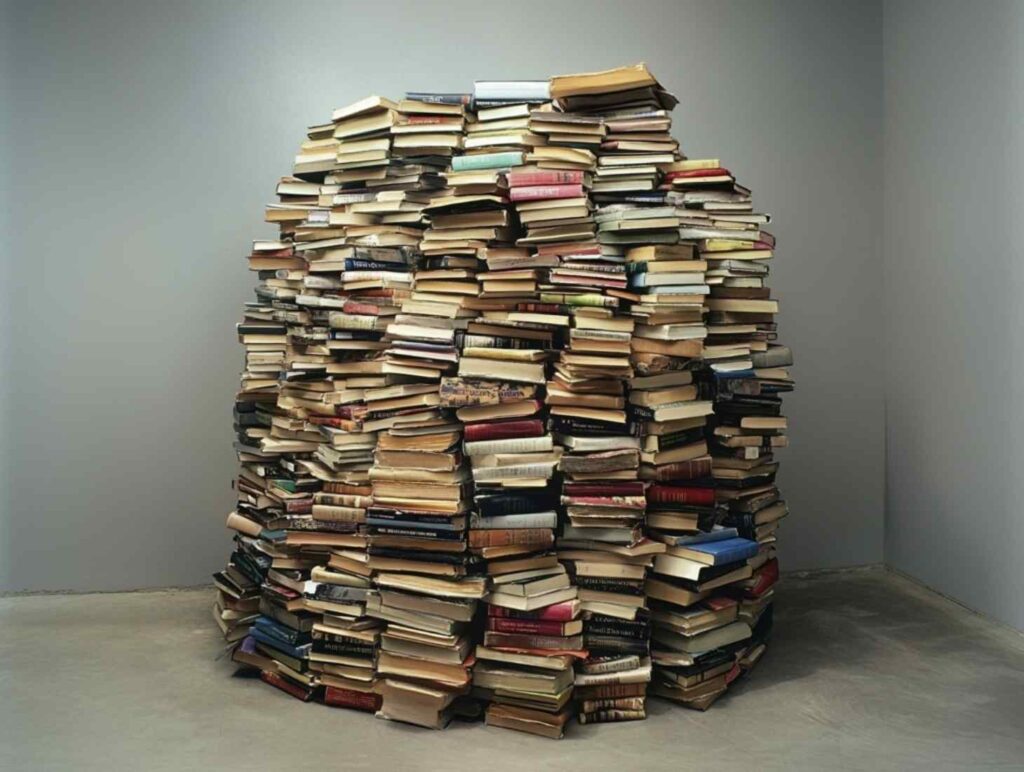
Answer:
[564,481,645,497]
[745,558,779,597]
[487,617,569,636]
[517,303,563,313]
[647,458,713,482]
[283,498,313,514]
[648,484,715,506]
[323,686,381,712]
[342,300,385,315]
[260,670,314,702]
[508,184,584,202]
[464,418,545,442]
[488,601,576,621]
[506,169,585,187]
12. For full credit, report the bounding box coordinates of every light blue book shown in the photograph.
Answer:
[452,151,525,171]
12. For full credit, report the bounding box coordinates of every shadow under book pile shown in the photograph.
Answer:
[213,62,794,739]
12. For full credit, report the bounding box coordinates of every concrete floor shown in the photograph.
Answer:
[1,569,1022,772]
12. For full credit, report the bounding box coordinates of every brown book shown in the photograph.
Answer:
[468,528,555,549]
[485,703,570,740]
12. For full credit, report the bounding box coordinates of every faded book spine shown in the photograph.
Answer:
[578,708,647,724]
[579,697,646,713]
[468,528,554,548]
[323,685,381,712]
[486,617,573,636]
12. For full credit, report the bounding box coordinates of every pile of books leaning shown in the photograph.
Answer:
[213,62,794,739]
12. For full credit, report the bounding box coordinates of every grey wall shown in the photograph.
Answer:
[884,0,1024,630]
[1,0,885,592]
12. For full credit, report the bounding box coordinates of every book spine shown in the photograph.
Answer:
[578,709,646,724]
[644,459,713,482]
[487,601,576,621]
[573,682,647,700]
[649,484,716,506]
[468,528,554,548]
[451,152,524,171]
[486,618,569,636]
[483,631,580,650]
[311,640,375,657]
[471,512,556,530]
[464,435,550,456]
[579,697,646,713]
[507,170,584,186]
[463,419,544,442]
[404,92,472,105]
[323,686,382,712]
[508,183,584,201]
[581,655,641,673]
[260,670,315,702]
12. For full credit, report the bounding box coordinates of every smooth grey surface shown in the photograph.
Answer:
[2,569,1022,771]
[0,0,885,591]
[883,0,1024,631]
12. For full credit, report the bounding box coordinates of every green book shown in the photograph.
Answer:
[452,151,524,171]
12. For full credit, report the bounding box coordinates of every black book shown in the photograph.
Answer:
[474,491,558,517]
[368,525,466,541]
[549,415,638,437]
[307,584,371,604]
[367,547,478,567]
[583,635,650,656]
[572,576,645,595]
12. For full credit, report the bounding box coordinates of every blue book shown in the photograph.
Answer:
[252,615,306,645]
[249,627,312,660]
[659,526,739,547]
[680,537,759,566]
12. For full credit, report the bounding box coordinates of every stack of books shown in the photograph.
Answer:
[218,61,793,736]
[543,64,685,726]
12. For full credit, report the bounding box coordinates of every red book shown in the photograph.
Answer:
[648,484,715,507]
[488,601,578,621]
[343,299,386,315]
[282,498,313,514]
[725,662,743,685]
[516,302,563,313]
[509,183,585,202]
[506,169,585,187]
[564,481,645,497]
[260,670,315,702]
[487,617,577,636]
[644,458,713,482]
[704,595,739,611]
[744,558,779,598]
[323,686,381,712]
[664,167,731,180]
[464,418,545,442]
